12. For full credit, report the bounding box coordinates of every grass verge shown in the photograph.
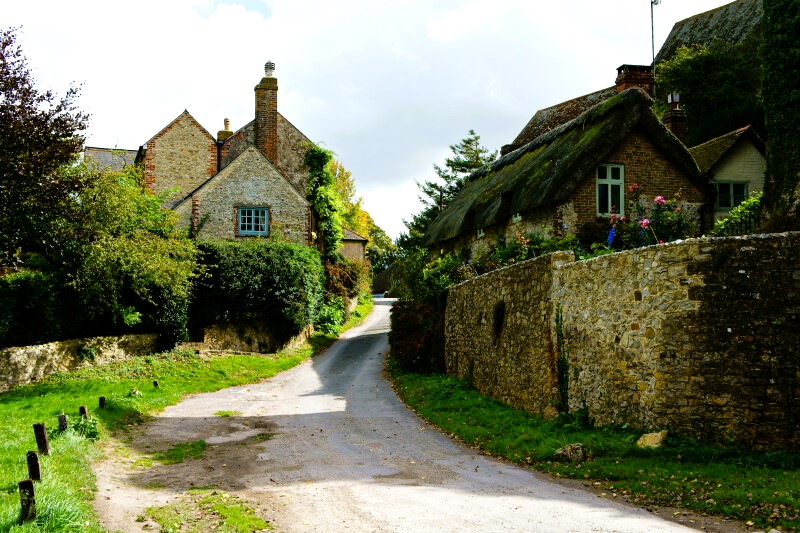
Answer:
[388,358,800,532]
[0,295,373,532]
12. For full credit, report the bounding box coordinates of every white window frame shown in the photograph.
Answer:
[596,164,625,217]
[238,207,269,236]
[714,182,748,211]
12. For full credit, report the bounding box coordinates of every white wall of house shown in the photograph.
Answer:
[710,140,766,221]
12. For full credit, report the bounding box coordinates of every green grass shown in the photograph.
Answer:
[153,441,208,465]
[0,295,373,533]
[388,358,800,532]
[146,488,270,532]
[214,410,240,418]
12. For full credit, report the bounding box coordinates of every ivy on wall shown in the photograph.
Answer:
[303,144,343,262]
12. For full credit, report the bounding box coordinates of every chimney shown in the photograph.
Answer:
[615,64,654,96]
[255,61,278,163]
[662,93,687,143]
[217,118,233,142]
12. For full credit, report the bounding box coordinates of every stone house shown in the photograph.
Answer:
[340,228,368,261]
[136,62,314,244]
[688,125,766,221]
[423,87,707,257]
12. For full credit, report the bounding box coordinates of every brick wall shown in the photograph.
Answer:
[444,232,800,450]
[144,112,216,201]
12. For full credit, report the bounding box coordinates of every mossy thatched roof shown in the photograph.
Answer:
[655,0,762,64]
[689,125,765,174]
[423,88,701,247]
[502,86,617,155]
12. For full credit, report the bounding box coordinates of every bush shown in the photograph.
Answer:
[389,300,446,374]
[325,257,371,300]
[713,192,763,236]
[0,270,64,347]
[192,240,325,337]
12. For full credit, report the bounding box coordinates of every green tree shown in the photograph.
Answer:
[401,129,497,248]
[761,0,800,228]
[655,38,763,147]
[0,28,89,264]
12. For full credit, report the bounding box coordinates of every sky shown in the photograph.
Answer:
[5,0,734,239]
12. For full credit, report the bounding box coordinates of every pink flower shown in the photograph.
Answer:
[658,240,664,244]
[675,207,681,212]
[639,218,650,229]
[654,196,666,205]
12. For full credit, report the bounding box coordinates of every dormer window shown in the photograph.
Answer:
[596,164,625,216]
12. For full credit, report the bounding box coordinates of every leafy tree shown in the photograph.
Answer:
[655,38,763,147]
[0,28,89,264]
[401,129,497,248]
[760,0,800,228]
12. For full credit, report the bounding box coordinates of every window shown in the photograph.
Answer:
[238,207,269,236]
[715,182,748,210]
[596,164,624,216]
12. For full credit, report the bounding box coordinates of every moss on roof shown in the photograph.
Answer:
[655,0,762,64]
[423,88,701,246]
[688,125,765,174]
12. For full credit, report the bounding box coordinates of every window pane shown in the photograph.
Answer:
[610,166,621,180]
[611,184,621,214]
[733,184,747,206]
[717,184,731,208]
[598,184,609,214]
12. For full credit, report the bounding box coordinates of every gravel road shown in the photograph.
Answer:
[95,297,722,532]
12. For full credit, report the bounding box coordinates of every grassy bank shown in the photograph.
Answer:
[0,296,373,532]
[388,359,800,532]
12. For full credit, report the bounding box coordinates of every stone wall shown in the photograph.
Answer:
[174,147,310,243]
[0,334,159,392]
[144,111,216,201]
[444,233,800,450]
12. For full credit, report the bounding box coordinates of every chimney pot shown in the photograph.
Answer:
[224,118,230,130]
[265,61,276,77]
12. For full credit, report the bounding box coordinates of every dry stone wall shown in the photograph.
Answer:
[0,334,158,392]
[444,232,800,450]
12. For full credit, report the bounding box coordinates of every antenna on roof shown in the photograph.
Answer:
[651,0,661,82]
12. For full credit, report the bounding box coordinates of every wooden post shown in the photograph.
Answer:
[26,452,40,481]
[99,396,106,409]
[32,424,49,456]
[153,380,160,388]
[79,406,88,419]
[58,414,68,432]
[19,479,36,522]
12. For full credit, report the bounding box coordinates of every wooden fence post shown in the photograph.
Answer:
[99,396,106,409]
[79,406,88,419]
[32,423,49,456]
[58,414,68,432]
[153,380,160,388]
[26,452,40,481]
[19,479,36,522]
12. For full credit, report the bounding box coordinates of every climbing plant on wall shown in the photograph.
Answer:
[304,144,343,262]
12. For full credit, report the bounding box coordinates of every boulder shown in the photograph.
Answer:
[637,430,668,449]
[554,443,587,463]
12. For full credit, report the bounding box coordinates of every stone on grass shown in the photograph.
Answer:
[554,443,587,463]
[636,430,668,449]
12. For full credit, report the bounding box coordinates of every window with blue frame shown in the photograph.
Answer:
[238,207,269,236]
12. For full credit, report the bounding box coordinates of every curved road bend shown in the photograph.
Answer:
[128,298,700,532]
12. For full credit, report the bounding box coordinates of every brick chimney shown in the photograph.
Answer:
[662,93,688,144]
[255,61,278,163]
[615,64,654,96]
[217,118,233,142]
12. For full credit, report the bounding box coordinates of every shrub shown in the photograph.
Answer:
[192,240,324,337]
[315,296,345,335]
[608,184,695,249]
[325,257,371,300]
[713,192,763,236]
[0,270,64,347]
[389,299,446,374]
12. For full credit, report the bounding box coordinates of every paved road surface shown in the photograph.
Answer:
[98,297,704,532]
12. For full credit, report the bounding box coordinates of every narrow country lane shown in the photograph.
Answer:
[95,298,708,532]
